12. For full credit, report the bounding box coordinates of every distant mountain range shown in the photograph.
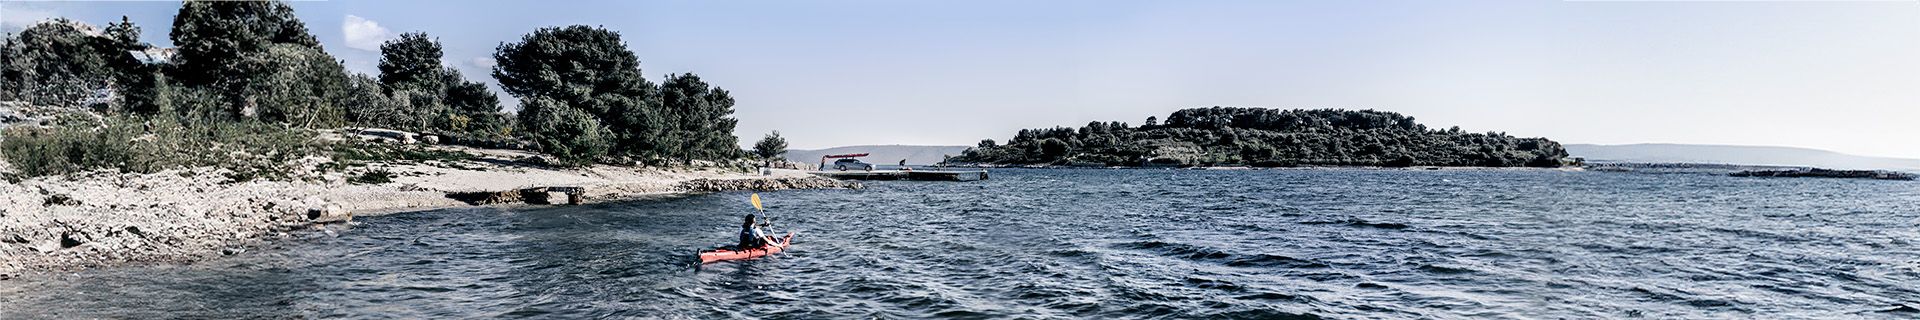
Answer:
[1566,143,1920,171]
[784,145,971,166]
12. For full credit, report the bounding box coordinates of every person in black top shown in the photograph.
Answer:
[737,214,774,249]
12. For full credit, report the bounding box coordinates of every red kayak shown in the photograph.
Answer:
[698,232,794,264]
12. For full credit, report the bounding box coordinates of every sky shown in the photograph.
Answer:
[3,0,1917,158]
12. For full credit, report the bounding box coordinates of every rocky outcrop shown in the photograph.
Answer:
[1730,168,1916,181]
[678,176,863,193]
[0,168,364,275]
[445,190,523,205]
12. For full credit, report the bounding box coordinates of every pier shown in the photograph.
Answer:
[810,169,989,181]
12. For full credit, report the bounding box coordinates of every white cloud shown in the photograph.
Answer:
[470,57,497,68]
[1,7,63,33]
[342,15,393,52]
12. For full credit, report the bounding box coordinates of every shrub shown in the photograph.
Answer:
[348,169,394,184]
[1,114,323,180]
[518,97,610,166]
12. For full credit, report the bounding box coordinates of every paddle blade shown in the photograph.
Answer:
[750,193,763,211]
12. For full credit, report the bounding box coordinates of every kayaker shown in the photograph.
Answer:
[737,214,775,249]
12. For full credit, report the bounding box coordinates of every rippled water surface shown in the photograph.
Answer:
[4,169,1919,319]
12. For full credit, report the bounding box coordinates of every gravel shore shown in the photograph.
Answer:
[0,150,858,279]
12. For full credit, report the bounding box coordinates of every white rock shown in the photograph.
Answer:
[307,204,351,223]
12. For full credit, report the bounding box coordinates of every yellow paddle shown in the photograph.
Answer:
[750,192,763,212]
[751,192,773,229]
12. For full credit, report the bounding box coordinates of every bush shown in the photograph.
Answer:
[0,118,145,177]
[519,97,610,166]
[348,169,394,184]
[1,115,324,180]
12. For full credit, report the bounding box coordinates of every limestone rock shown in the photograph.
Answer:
[531,191,570,205]
[307,204,351,223]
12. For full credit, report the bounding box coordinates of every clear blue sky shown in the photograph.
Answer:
[5,1,1918,158]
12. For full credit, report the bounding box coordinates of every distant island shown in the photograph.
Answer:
[1566,143,1920,171]
[943,107,1568,168]
[1730,168,1915,181]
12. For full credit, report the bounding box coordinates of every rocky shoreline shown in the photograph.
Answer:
[0,156,859,279]
[1730,168,1916,181]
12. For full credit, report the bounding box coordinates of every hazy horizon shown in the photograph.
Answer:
[6,0,1915,157]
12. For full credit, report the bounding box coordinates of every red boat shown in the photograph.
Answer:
[698,232,795,264]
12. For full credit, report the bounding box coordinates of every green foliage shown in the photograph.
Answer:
[377,32,444,93]
[492,25,656,159]
[1038,138,1070,158]
[341,74,408,128]
[241,43,347,127]
[657,73,739,161]
[442,68,506,134]
[753,131,788,160]
[347,169,394,185]
[1,115,323,179]
[169,0,319,92]
[354,31,505,137]
[948,107,1570,168]
[491,25,651,118]
[518,97,610,165]
[0,19,135,108]
[492,26,740,163]
[3,3,745,179]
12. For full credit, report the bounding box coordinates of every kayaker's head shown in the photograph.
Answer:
[743,214,757,227]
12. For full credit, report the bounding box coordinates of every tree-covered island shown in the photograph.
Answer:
[944,107,1569,168]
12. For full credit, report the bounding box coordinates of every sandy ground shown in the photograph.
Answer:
[0,145,853,279]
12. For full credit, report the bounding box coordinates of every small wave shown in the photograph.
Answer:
[1118,240,1328,269]
[1876,304,1920,313]
[1416,264,1478,275]
[401,286,457,293]
[1205,309,1325,320]
[1224,254,1330,269]
[1183,276,1245,292]
[1300,218,1409,230]
[1628,286,1746,311]
[1045,248,1097,258]
[1235,291,1317,303]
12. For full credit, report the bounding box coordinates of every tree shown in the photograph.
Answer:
[1,19,121,107]
[492,25,651,118]
[372,32,501,134]
[519,97,609,165]
[442,68,505,134]
[377,32,444,93]
[1144,116,1158,127]
[978,139,996,148]
[753,131,788,161]
[1387,154,1416,167]
[239,43,347,127]
[1039,138,1070,159]
[341,74,405,128]
[492,25,657,158]
[375,32,447,131]
[658,73,738,161]
[169,0,321,92]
